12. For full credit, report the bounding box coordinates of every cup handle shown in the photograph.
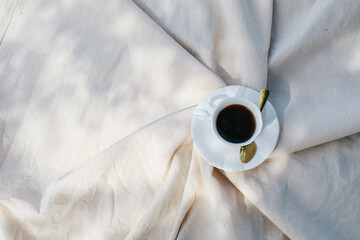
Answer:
[193,109,211,122]
[209,94,228,108]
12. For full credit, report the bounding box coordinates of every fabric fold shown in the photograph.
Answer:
[1,0,360,239]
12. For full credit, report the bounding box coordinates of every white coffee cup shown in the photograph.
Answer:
[194,97,263,146]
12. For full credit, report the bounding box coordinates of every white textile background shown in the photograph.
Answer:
[0,0,359,239]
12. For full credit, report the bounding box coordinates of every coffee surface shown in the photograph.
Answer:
[216,104,256,143]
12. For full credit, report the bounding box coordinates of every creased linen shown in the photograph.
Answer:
[133,0,360,155]
[0,0,359,239]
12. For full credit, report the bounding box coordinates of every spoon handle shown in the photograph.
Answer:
[258,89,270,112]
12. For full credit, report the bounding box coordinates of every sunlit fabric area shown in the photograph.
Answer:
[1,0,360,239]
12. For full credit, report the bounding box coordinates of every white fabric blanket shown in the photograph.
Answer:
[1,0,359,239]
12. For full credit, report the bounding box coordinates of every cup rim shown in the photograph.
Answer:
[211,97,263,146]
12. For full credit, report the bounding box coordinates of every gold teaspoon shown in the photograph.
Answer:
[239,89,269,163]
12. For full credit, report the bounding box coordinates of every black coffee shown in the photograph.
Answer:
[216,104,256,143]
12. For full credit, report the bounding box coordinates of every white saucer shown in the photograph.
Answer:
[191,85,279,172]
